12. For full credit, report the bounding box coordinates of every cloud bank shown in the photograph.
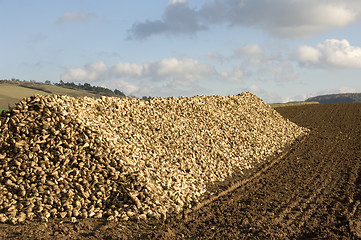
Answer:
[128,1,206,39]
[61,58,220,96]
[61,39,361,98]
[294,39,361,68]
[234,44,298,82]
[128,0,361,39]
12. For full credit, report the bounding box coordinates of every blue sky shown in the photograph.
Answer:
[1,0,361,102]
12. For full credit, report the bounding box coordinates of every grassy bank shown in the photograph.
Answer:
[270,101,319,108]
[0,106,9,112]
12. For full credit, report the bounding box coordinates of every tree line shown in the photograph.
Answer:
[1,79,154,100]
[55,80,126,97]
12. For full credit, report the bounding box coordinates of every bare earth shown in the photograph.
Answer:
[0,103,360,239]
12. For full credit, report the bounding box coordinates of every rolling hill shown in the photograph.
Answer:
[305,93,361,103]
[0,80,125,109]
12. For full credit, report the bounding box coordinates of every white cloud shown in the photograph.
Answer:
[63,58,216,83]
[234,44,271,67]
[318,39,361,68]
[111,62,144,78]
[221,67,244,82]
[294,39,361,68]
[202,0,361,38]
[233,44,298,81]
[245,84,261,94]
[128,0,361,39]
[57,12,95,24]
[113,80,140,94]
[241,84,287,103]
[293,45,321,66]
[148,58,216,80]
[209,44,299,83]
[269,61,298,82]
[61,58,219,96]
[61,61,108,82]
[169,0,187,5]
[236,44,264,56]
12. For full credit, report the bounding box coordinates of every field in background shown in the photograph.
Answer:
[0,80,322,110]
[270,101,319,108]
[0,107,8,112]
[0,84,49,100]
[21,83,100,98]
[0,83,100,108]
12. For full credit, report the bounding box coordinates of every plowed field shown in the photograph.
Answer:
[1,103,361,239]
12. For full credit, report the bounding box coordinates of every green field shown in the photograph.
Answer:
[270,101,319,108]
[0,106,9,112]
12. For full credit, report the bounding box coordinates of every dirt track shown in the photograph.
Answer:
[1,103,361,239]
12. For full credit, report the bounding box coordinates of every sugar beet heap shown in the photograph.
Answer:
[0,93,308,224]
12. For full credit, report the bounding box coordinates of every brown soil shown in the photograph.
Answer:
[1,103,361,239]
[0,98,19,108]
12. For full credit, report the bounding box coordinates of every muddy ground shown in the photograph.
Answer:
[0,103,360,239]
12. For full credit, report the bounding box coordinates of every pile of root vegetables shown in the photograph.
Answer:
[0,93,308,224]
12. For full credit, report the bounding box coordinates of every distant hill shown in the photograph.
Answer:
[0,79,126,108]
[305,93,361,103]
